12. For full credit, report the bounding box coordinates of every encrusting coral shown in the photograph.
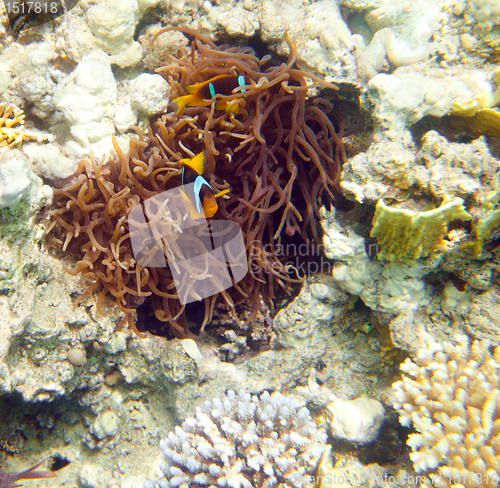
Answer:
[370,198,472,262]
[47,27,349,336]
[144,389,327,488]
[392,334,500,488]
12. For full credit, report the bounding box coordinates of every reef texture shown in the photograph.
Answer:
[4,0,500,486]
[145,389,327,488]
[393,334,500,488]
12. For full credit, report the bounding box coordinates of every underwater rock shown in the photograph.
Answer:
[78,464,112,488]
[273,276,349,349]
[23,142,78,183]
[130,73,171,116]
[358,0,439,79]
[316,445,391,488]
[215,0,285,42]
[343,130,500,204]
[53,53,117,154]
[340,139,417,203]
[321,208,367,261]
[326,397,385,444]
[139,25,190,72]
[322,213,431,315]
[85,0,160,67]
[368,68,500,141]
[0,149,43,210]
[272,0,358,82]
[417,130,499,200]
[217,6,260,38]
[90,409,120,440]
[67,347,87,366]
[441,283,500,344]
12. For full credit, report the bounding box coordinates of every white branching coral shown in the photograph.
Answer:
[145,390,327,488]
[392,334,500,488]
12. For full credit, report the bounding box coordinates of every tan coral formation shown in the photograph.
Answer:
[393,334,500,488]
[0,102,25,147]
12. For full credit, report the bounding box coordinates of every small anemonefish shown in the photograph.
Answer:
[173,74,247,115]
[179,151,230,219]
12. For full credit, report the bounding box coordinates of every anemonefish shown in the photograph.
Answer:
[179,151,230,219]
[173,74,247,115]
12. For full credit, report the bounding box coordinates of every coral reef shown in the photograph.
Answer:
[393,334,500,488]
[52,53,117,153]
[273,275,349,349]
[0,149,46,211]
[473,190,500,257]
[416,130,499,200]
[0,102,26,147]
[47,27,347,336]
[354,0,440,80]
[322,209,431,314]
[370,197,472,262]
[145,389,327,488]
[326,397,385,445]
[341,130,500,204]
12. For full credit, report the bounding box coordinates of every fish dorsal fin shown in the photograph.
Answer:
[186,83,199,94]
[183,151,207,176]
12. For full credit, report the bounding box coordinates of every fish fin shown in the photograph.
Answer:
[180,188,203,220]
[214,100,227,111]
[224,102,240,115]
[214,188,230,199]
[172,94,197,114]
[186,83,198,94]
[19,457,57,481]
[183,151,207,176]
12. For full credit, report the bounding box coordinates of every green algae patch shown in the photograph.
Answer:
[0,196,33,240]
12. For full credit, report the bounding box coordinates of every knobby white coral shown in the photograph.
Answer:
[393,334,500,488]
[145,390,327,488]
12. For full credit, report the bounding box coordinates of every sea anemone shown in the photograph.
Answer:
[47,27,349,337]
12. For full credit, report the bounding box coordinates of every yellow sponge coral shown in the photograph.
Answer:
[370,198,472,262]
[0,102,26,148]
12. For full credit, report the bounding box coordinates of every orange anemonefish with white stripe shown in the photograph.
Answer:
[173,74,247,115]
[179,151,230,219]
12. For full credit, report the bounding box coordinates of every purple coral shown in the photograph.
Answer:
[145,390,327,488]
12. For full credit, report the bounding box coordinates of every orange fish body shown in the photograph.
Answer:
[179,151,230,219]
[173,74,246,115]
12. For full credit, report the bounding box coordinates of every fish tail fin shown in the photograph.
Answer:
[172,94,196,114]
[19,457,57,480]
